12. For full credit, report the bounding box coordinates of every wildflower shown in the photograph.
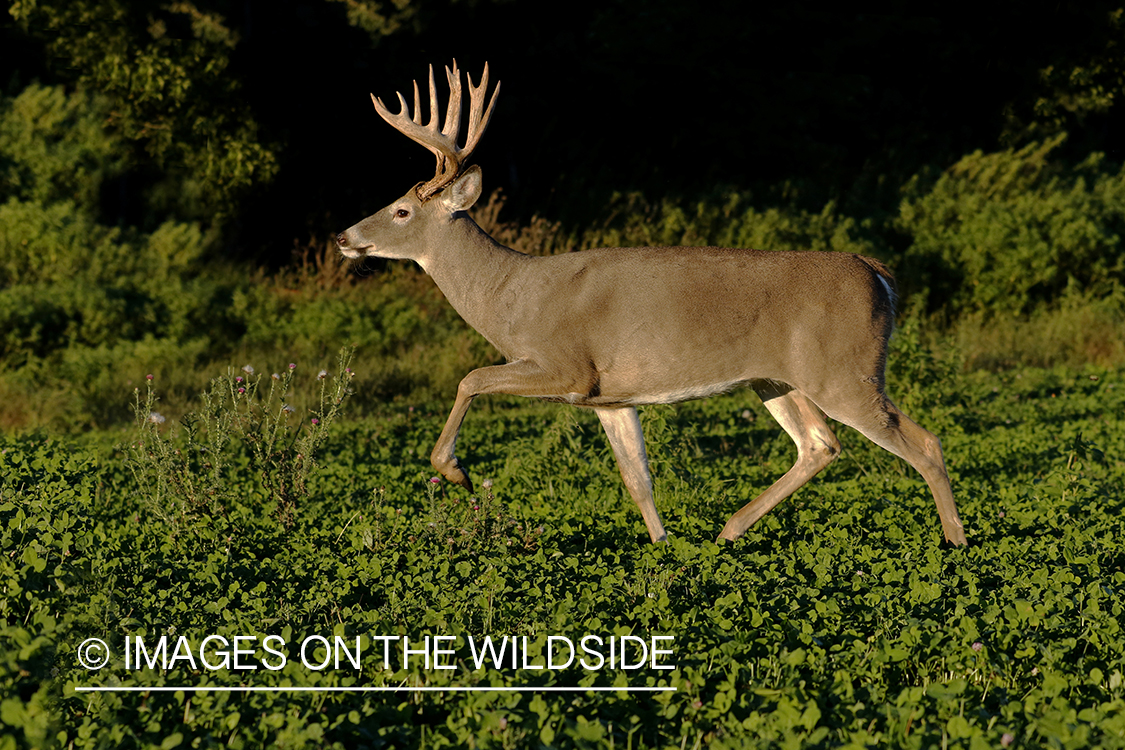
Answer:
[289,363,297,370]
[242,365,255,375]
[238,387,246,394]
[972,641,983,652]
[311,418,320,425]
[149,412,166,425]
[1001,734,1014,747]
[282,404,295,414]
[146,374,154,381]
[429,477,442,484]
[272,373,281,381]
[236,376,243,383]
[741,409,752,419]
[482,478,493,490]
[318,369,328,380]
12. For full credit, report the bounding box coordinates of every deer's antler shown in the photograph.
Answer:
[371,60,500,202]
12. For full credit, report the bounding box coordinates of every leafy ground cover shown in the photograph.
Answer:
[2,353,1124,748]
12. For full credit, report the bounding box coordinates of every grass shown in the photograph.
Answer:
[2,352,1124,748]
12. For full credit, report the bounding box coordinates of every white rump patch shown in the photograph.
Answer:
[877,274,897,310]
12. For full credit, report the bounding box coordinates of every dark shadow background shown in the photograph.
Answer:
[4,1,1124,259]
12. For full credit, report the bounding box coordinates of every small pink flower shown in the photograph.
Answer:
[972,641,983,652]
[311,418,319,425]
[289,363,296,369]
[1001,733,1014,747]
[473,505,480,511]
[236,376,243,383]
[429,477,441,484]
[146,374,154,381]
[238,387,246,394]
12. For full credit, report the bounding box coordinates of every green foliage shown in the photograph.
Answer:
[1000,7,1125,144]
[129,348,356,528]
[0,83,124,211]
[580,191,875,257]
[8,0,277,220]
[949,284,1125,370]
[0,436,99,749]
[897,134,1125,318]
[0,363,1123,748]
[325,0,418,38]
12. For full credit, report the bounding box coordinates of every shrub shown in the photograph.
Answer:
[128,348,356,529]
[896,134,1125,319]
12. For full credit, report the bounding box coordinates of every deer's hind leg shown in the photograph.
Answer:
[718,383,841,542]
[814,387,968,546]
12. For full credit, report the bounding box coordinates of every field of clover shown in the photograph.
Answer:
[2,345,1124,749]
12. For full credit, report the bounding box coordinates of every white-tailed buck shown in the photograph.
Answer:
[337,61,968,546]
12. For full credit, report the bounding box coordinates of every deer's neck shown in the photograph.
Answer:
[421,218,530,347]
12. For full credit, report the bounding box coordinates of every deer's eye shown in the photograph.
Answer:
[395,208,410,219]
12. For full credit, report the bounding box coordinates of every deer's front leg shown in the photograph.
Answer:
[431,359,574,492]
[595,407,666,543]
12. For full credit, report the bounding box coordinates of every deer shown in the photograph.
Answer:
[336,61,968,547]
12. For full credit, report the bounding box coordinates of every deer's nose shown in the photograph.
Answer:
[335,232,348,247]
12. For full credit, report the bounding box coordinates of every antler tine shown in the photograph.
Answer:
[462,63,500,160]
[425,64,441,133]
[442,61,463,142]
[370,61,499,201]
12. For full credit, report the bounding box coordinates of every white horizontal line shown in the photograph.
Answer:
[74,686,675,693]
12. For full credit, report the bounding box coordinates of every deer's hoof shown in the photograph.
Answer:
[446,461,474,493]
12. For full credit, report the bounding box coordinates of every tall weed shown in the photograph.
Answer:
[128,347,355,528]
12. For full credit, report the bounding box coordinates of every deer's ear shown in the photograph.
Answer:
[441,165,483,212]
